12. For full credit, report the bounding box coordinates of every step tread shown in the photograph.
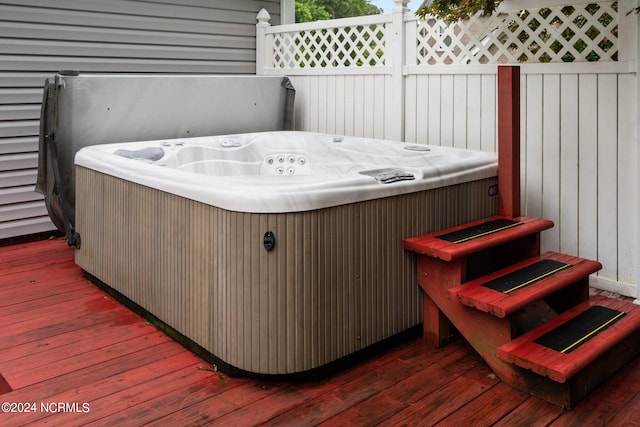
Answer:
[450,252,602,318]
[402,216,554,261]
[499,295,640,383]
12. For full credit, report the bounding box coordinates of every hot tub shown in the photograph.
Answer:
[74,131,498,375]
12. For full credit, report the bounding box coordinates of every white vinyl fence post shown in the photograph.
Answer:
[618,0,638,61]
[617,0,640,303]
[615,0,640,302]
[629,0,640,304]
[256,8,271,75]
[388,0,410,141]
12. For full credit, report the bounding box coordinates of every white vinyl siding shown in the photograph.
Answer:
[0,0,280,239]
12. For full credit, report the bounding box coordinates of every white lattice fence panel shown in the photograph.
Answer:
[416,1,618,65]
[270,22,387,69]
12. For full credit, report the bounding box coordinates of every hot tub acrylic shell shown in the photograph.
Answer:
[74,131,498,375]
[74,131,498,213]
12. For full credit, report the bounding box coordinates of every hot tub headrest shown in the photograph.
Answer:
[36,73,295,237]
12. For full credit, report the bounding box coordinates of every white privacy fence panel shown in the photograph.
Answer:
[404,74,497,152]
[257,1,639,299]
[401,70,636,299]
[518,72,637,297]
[290,74,394,139]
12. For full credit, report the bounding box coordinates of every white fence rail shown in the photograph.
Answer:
[256,0,639,300]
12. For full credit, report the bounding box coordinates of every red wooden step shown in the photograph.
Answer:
[402,216,553,261]
[449,252,602,318]
[499,295,640,383]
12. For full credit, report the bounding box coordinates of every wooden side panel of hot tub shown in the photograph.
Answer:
[75,166,497,375]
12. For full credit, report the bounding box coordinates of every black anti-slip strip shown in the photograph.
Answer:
[482,259,571,294]
[436,219,523,244]
[534,306,626,354]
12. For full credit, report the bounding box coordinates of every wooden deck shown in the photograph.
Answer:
[1,239,639,426]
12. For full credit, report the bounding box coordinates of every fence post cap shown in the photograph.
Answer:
[393,0,410,12]
[257,8,271,27]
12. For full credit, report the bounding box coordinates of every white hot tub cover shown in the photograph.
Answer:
[36,73,295,233]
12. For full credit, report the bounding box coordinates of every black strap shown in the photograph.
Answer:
[281,77,296,130]
[37,76,80,248]
[46,132,81,249]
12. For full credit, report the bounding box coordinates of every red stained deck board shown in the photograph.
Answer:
[82,375,256,426]
[315,348,482,426]
[287,350,479,427]
[0,284,104,319]
[492,396,564,427]
[0,310,142,365]
[4,341,188,403]
[1,246,74,267]
[608,387,640,426]
[83,374,249,425]
[0,259,81,289]
[434,382,530,426]
[378,363,502,427]
[76,367,246,426]
[450,251,602,318]
[33,362,222,427]
[0,236,68,255]
[0,303,139,351]
[4,353,206,426]
[1,240,638,424]
[148,380,288,426]
[549,357,640,426]
[0,239,73,270]
[499,296,640,383]
[0,282,108,326]
[158,382,311,425]
[0,238,69,260]
[212,382,351,426]
[0,268,85,301]
[0,292,124,334]
[402,216,554,261]
[216,343,453,426]
[255,341,471,427]
[153,335,428,426]
[0,313,151,364]
[7,331,174,389]
[3,322,156,381]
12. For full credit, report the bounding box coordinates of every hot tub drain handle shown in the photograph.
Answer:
[263,231,275,251]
